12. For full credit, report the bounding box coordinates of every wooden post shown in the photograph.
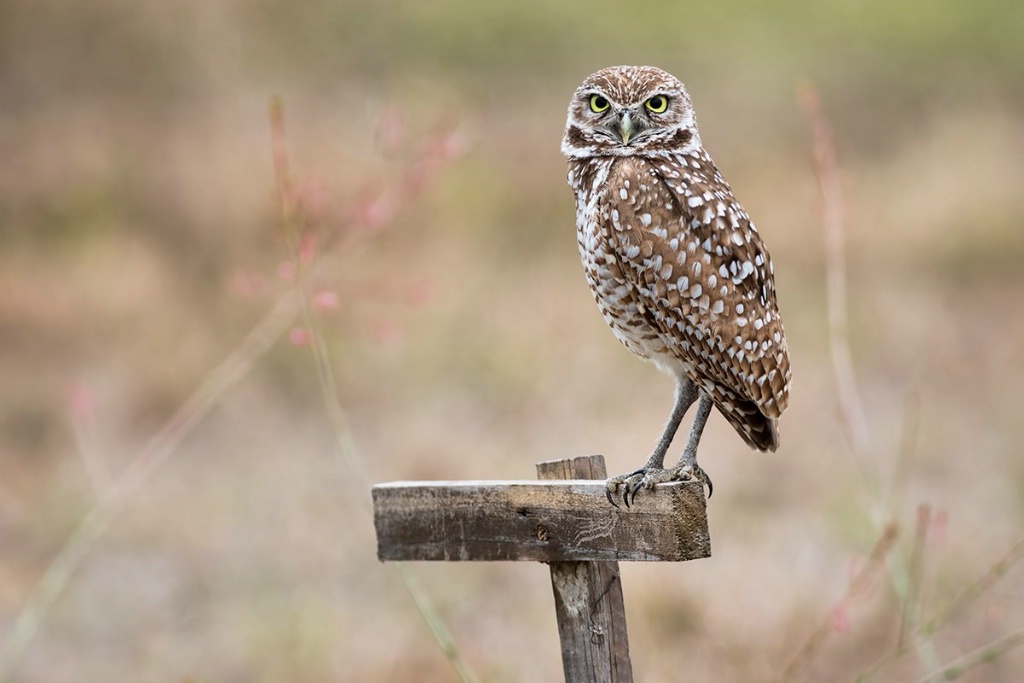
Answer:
[371,455,711,682]
[537,455,632,683]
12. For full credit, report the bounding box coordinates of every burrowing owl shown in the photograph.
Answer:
[562,65,791,506]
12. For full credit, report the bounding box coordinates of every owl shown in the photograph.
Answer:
[561,65,791,507]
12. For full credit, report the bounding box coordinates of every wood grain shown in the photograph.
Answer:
[372,472,709,563]
[538,455,633,683]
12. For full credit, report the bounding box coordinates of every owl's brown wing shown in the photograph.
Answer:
[601,155,791,449]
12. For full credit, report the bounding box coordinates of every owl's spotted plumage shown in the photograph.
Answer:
[562,65,791,505]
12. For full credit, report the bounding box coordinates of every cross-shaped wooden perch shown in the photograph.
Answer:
[371,455,710,682]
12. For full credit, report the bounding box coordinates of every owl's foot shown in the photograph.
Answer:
[605,463,712,508]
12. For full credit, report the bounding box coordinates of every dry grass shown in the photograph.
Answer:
[2,1,1024,681]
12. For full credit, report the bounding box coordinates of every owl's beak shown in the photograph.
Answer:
[615,111,635,145]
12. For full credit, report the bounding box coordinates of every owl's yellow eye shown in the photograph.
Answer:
[589,95,610,113]
[645,96,669,113]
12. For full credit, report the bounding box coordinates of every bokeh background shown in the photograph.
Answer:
[2,1,1024,681]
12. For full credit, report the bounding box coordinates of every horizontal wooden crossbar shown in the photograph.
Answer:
[372,479,710,562]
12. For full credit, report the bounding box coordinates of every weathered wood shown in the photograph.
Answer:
[372,473,710,563]
[538,455,633,683]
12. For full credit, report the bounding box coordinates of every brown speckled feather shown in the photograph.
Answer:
[599,155,789,449]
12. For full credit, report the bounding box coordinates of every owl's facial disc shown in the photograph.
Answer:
[562,66,701,158]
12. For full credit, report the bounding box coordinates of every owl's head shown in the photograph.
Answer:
[561,65,700,159]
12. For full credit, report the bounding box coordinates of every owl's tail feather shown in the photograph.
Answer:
[717,399,780,452]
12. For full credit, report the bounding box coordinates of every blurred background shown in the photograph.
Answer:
[2,0,1023,681]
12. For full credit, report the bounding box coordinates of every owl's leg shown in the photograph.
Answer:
[673,393,714,498]
[646,379,698,470]
[605,379,698,507]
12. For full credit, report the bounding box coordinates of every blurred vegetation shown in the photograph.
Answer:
[1,0,1024,681]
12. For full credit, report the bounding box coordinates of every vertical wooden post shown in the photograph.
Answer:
[537,455,633,683]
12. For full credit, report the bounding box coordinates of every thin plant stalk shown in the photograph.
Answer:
[798,86,871,461]
[0,294,299,682]
[270,98,480,683]
[926,537,1024,636]
[915,628,1024,683]
[801,87,1024,683]
[795,85,944,678]
[779,522,899,682]
[899,504,931,649]
[857,536,1024,681]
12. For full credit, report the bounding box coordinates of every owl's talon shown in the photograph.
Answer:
[629,480,644,506]
[604,465,711,507]
[605,475,627,509]
[605,469,644,508]
[696,466,712,499]
[683,463,713,499]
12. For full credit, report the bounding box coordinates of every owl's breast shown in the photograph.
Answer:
[571,158,688,376]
